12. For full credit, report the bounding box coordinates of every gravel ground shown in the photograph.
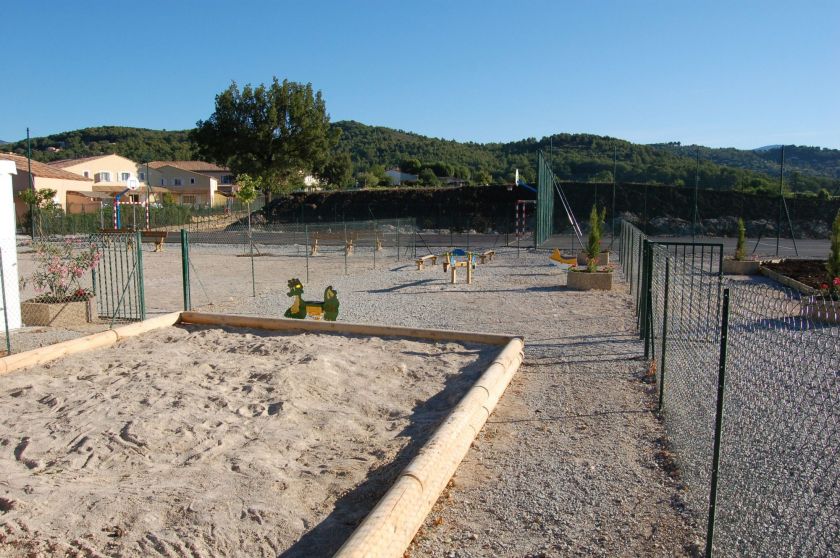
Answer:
[7,245,704,555]
[209,248,704,556]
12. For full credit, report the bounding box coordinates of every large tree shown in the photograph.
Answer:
[192,77,338,197]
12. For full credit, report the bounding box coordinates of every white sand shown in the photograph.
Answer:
[0,325,494,557]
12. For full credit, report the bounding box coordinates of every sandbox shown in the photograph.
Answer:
[0,313,523,557]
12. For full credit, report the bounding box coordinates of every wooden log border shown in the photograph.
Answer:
[0,311,524,558]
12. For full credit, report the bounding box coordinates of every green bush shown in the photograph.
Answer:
[735,218,746,261]
[586,205,603,272]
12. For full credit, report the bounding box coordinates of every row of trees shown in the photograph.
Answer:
[10,78,839,198]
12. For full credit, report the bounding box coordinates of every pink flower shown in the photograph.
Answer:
[833,277,840,287]
[821,283,830,290]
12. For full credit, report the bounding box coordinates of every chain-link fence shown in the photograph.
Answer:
[18,199,264,236]
[179,219,419,313]
[620,220,839,556]
[0,232,159,355]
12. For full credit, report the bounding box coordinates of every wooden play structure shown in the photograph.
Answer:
[443,249,477,284]
[0,311,523,558]
[284,278,339,321]
[415,254,438,270]
[310,231,356,257]
[101,183,168,251]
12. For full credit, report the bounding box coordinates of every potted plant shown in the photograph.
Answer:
[567,205,614,290]
[722,218,760,274]
[801,210,840,323]
[20,239,101,327]
[576,206,609,265]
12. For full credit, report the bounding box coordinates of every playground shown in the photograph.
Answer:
[0,157,835,556]
[0,319,505,556]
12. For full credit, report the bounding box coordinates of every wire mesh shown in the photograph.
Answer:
[626,219,839,556]
[713,281,839,556]
[182,219,418,315]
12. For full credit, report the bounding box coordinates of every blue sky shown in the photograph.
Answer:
[2,1,838,149]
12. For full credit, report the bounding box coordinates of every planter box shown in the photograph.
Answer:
[21,297,97,327]
[566,269,614,290]
[722,258,760,275]
[801,298,840,324]
[758,266,817,295]
[577,251,610,266]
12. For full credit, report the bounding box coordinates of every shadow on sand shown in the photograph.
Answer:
[278,345,493,557]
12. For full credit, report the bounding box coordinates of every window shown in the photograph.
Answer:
[120,172,131,181]
[173,178,183,186]
[129,194,139,202]
[190,178,196,184]
[82,170,90,178]
[160,179,166,186]
[221,175,233,184]
[138,171,146,181]
[96,171,111,182]
[183,195,197,205]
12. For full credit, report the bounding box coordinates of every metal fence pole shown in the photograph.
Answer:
[705,288,731,558]
[658,257,670,412]
[305,224,310,284]
[135,231,146,321]
[249,235,256,297]
[639,240,652,350]
[0,248,11,356]
[180,229,191,311]
[396,218,400,262]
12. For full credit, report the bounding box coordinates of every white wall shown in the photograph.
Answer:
[0,160,22,330]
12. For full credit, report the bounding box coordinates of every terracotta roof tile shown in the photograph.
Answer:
[49,154,117,168]
[148,160,230,173]
[0,152,92,181]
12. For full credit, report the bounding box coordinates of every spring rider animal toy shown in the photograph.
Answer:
[284,278,340,321]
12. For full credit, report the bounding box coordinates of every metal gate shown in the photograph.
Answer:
[90,232,146,323]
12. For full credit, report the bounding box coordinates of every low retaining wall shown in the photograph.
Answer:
[0,311,524,558]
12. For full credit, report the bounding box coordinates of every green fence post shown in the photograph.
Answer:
[658,258,671,411]
[135,231,146,321]
[249,233,256,298]
[180,229,191,311]
[705,288,731,558]
[0,248,11,356]
[305,224,310,284]
[641,240,650,344]
[396,218,401,262]
[373,220,377,270]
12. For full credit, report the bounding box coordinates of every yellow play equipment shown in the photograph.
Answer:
[549,248,577,266]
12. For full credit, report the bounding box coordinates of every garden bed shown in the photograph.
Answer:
[0,317,515,557]
[761,259,828,290]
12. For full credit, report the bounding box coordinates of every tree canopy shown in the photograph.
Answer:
[192,78,338,195]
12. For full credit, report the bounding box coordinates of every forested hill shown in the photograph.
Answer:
[5,122,838,195]
[652,142,840,183]
[333,121,838,194]
[1,126,195,163]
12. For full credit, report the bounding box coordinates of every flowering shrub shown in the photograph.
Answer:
[24,239,100,302]
[817,277,840,301]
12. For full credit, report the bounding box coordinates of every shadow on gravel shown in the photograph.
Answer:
[278,345,493,558]
[488,408,650,424]
[365,278,436,293]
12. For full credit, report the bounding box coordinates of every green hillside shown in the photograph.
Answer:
[2,126,195,163]
[652,142,840,191]
[6,122,838,195]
